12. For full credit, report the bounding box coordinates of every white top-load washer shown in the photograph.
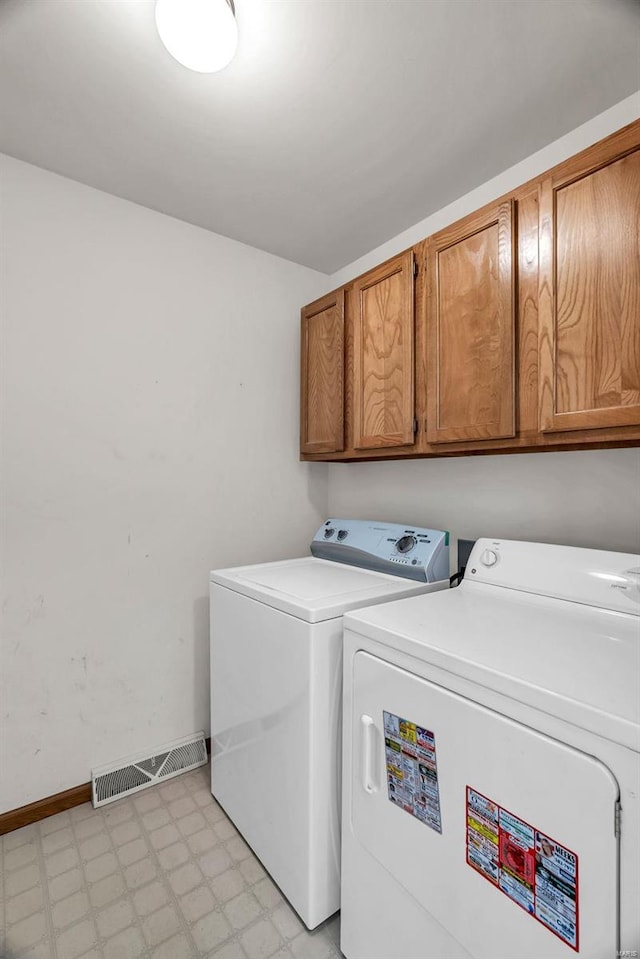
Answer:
[209,519,450,929]
[340,538,640,959]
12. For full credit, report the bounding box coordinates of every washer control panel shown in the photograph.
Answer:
[310,519,449,583]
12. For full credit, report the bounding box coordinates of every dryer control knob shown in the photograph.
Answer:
[481,549,498,567]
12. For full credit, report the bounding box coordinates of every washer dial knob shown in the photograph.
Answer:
[481,549,498,567]
[396,535,417,554]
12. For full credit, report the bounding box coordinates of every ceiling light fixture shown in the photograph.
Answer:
[155,0,238,74]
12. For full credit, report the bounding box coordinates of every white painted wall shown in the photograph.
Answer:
[0,155,327,812]
[326,94,640,559]
[328,449,640,561]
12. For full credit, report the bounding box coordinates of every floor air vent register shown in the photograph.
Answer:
[91,732,207,807]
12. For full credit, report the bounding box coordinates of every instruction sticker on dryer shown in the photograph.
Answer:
[383,711,442,833]
[466,787,579,951]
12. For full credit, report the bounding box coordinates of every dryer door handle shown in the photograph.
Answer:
[360,714,377,794]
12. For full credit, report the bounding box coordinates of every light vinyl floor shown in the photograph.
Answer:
[0,764,342,959]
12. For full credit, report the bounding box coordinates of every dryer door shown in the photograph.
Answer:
[350,651,620,959]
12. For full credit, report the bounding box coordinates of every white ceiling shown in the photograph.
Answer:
[1,0,639,273]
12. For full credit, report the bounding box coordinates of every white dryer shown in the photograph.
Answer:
[209,519,450,929]
[341,538,640,959]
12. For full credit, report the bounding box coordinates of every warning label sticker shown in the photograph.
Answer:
[383,711,442,833]
[466,787,579,951]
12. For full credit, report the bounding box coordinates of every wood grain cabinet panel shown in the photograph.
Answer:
[352,252,415,449]
[300,289,345,454]
[426,201,516,443]
[539,140,640,432]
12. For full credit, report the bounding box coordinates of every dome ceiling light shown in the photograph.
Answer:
[155,0,238,74]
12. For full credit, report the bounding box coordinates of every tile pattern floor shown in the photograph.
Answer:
[0,764,342,959]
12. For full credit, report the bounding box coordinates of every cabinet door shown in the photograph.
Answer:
[426,201,516,444]
[352,252,415,449]
[539,139,640,432]
[300,289,345,454]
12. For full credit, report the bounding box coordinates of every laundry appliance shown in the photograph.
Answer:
[341,538,640,959]
[209,519,450,929]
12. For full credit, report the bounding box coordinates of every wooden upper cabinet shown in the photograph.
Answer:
[352,252,415,449]
[426,200,516,444]
[299,121,640,462]
[300,289,345,454]
[539,131,640,432]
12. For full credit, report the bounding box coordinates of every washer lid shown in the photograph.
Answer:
[343,581,640,751]
[210,556,444,623]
